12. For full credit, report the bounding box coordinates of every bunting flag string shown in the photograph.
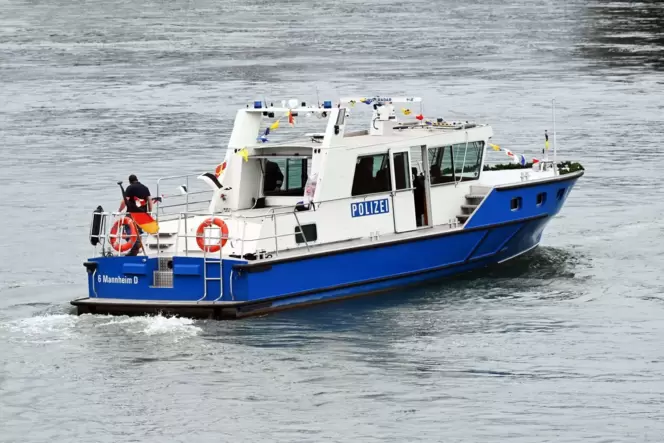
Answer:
[237,147,249,162]
[402,108,412,115]
[258,110,297,143]
[489,143,533,166]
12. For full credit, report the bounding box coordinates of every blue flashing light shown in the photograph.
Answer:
[323,100,332,109]
[253,101,263,109]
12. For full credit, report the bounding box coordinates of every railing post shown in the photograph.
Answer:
[185,176,190,212]
[273,214,279,257]
[184,213,189,257]
[175,213,182,254]
[240,220,247,257]
[390,192,397,234]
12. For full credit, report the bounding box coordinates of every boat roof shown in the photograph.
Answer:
[247,124,490,152]
[234,95,493,156]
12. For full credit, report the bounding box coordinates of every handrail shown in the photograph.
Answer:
[90,184,421,261]
[455,125,470,187]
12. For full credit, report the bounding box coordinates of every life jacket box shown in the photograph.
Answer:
[89,205,105,246]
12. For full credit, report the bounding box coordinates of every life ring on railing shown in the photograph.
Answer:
[110,217,138,253]
[196,218,229,253]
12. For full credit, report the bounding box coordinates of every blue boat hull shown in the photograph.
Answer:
[72,172,582,319]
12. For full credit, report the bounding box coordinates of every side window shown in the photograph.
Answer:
[453,141,483,181]
[285,159,304,189]
[428,146,454,184]
[352,153,392,196]
[393,152,411,190]
[264,159,308,196]
[295,223,317,244]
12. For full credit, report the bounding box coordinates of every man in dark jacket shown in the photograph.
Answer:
[263,160,284,193]
[123,174,152,256]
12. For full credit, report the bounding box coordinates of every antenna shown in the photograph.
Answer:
[315,86,320,107]
[552,99,557,175]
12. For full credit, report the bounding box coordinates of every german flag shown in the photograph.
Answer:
[130,211,159,234]
[118,199,159,234]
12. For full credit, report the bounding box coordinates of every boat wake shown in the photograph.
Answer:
[1,312,202,344]
[482,246,587,280]
[93,315,203,338]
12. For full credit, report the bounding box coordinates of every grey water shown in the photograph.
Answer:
[1,0,664,441]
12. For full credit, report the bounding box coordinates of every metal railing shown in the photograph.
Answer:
[156,173,215,219]
[89,187,405,262]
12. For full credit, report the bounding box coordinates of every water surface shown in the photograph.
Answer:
[2,0,664,441]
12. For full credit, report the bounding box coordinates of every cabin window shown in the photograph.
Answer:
[537,192,546,206]
[351,153,392,196]
[264,158,308,196]
[511,197,522,211]
[295,223,317,244]
[557,188,566,201]
[428,146,454,184]
[453,141,484,180]
[393,152,411,190]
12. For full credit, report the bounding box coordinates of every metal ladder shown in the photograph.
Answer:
[199,229,224,302]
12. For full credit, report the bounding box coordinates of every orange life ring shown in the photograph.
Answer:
[110,217,138,253]
[196,218,229,253]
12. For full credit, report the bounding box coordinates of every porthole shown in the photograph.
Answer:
[511,197,522,211]
[537,192,546,206]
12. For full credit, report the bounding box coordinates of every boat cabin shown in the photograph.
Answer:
[127,97,554,260]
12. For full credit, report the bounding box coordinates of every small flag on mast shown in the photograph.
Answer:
[215,161,227,177]
[545,130,550,150]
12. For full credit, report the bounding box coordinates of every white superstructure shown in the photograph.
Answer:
[128,97,556,259]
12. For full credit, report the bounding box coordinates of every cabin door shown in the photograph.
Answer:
[389,149,417,233]
[410,144,432,228]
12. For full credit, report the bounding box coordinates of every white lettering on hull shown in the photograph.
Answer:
[98,275,139,284]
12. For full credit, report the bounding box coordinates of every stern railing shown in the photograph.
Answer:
[89,187,408,262]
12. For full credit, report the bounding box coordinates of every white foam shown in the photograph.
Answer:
[142,315,202,337]
[94,314,202,340]
[3,314,78,339]
[2,314,202,344]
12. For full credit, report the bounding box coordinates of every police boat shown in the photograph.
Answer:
[72,96,584,319]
